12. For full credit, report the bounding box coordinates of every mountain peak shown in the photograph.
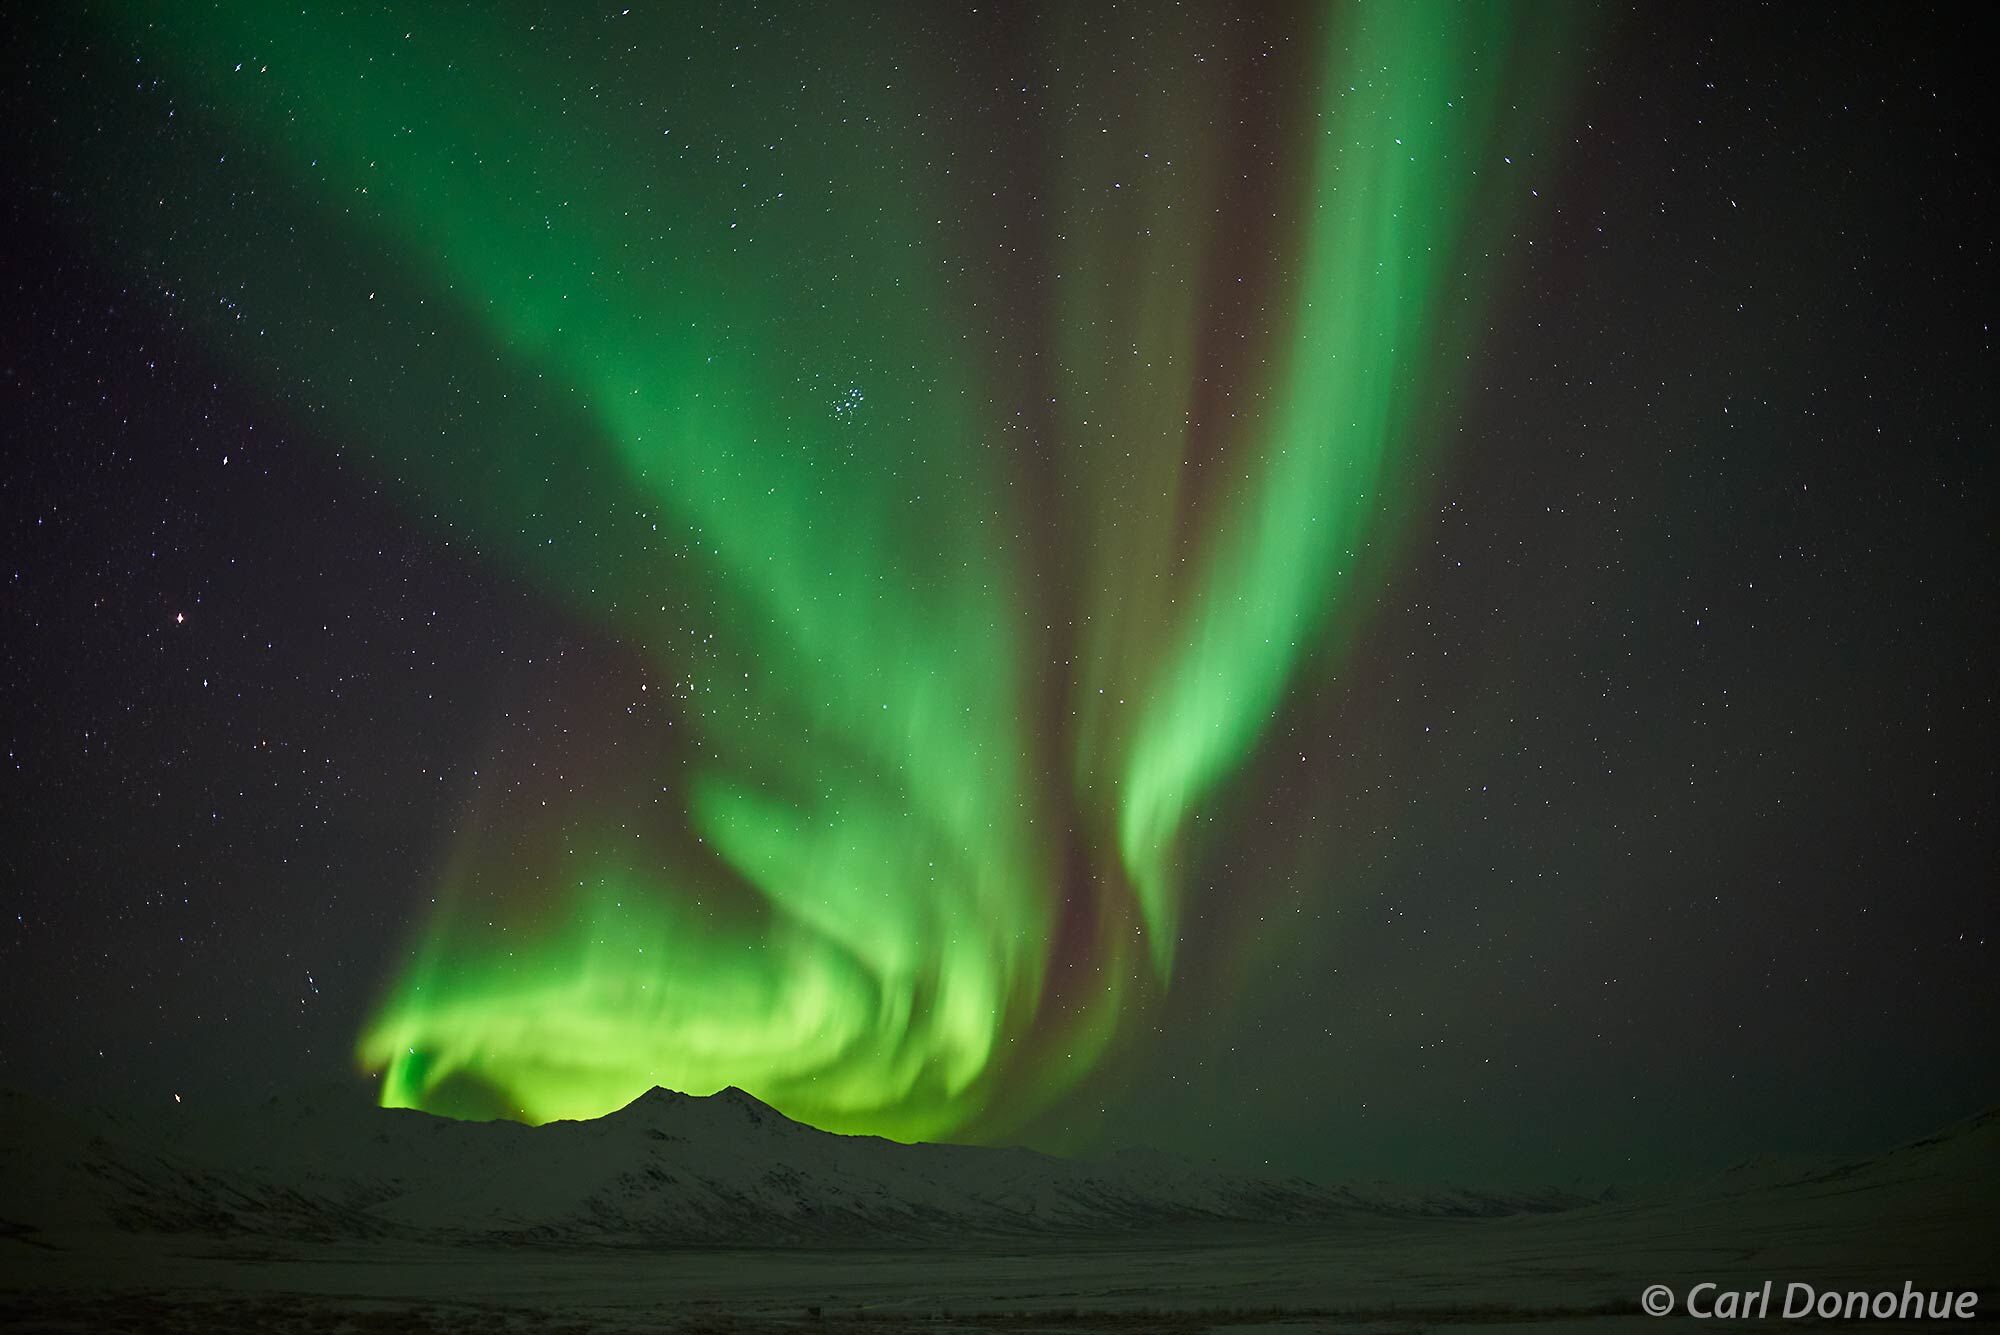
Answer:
[608,1084,790,1129]
[713,1084,776,1112]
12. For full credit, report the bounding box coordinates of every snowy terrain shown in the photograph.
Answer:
[0,1084,1592,1247]
[1,1088,1992,1332]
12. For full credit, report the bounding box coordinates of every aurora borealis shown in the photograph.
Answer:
[50,0,1574,1139]
[6,1,1994,1182]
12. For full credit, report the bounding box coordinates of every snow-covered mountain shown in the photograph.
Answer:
[0,1084,1593,1246]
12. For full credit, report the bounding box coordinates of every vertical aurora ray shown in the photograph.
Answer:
[1101,3,1529,972]
[76,2,1574,1139]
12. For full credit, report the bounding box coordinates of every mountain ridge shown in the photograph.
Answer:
[1,1083,1596,1247]
[3,1086,1991,1251]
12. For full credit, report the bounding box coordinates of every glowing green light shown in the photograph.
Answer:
[85,1,1574,1140]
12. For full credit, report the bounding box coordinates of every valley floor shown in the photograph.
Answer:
[3,1183,1991,1335]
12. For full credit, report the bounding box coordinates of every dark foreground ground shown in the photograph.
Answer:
[4,1168,1994,1335]
[5,1098,1993,1332]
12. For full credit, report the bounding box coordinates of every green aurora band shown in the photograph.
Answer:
[82,2,1576,1141]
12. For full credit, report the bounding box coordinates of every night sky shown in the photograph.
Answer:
[3,2,1993,1185]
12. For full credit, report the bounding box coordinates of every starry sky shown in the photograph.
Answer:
[3,2,1993,1184]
